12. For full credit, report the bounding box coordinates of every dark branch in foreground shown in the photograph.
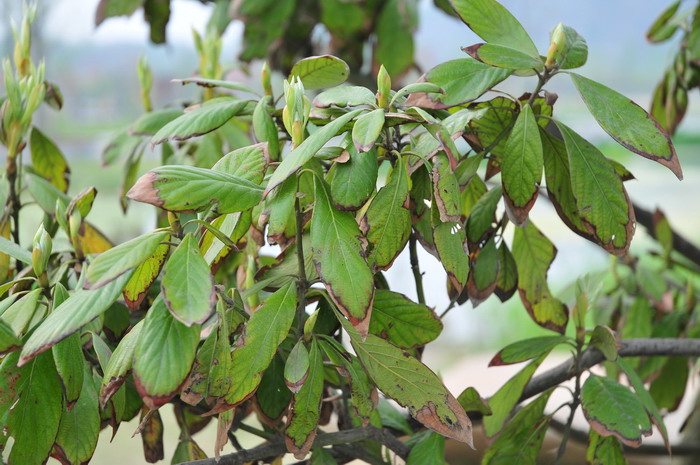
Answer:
[179,426,409,465]
[633,203,700,266]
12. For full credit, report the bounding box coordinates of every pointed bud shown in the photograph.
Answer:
[261,61,272,97]
[546,22,567,69]
[32,225,52,276]
[377,65,391,108]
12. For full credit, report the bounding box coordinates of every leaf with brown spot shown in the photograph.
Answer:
[494,242,518,302]
[466,237,500,307]
[140,408,164,463]
[431,152,461,223]
[30,127,70,193]
[123,241,169,310]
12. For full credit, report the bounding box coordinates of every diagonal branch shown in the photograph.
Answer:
[634,203,700,266]
[178,426,410,465]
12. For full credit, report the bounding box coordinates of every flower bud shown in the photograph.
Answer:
[377,65,391,108]
[261,61,272,97]
[546,23,567,69]
[32,225,52,276]
[137,55,153,112]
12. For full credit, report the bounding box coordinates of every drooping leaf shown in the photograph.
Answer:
[200,211,251,268]
[501,104,542,224]
[352,109,385,152]
[555,122,634,255]
[253,97,280,161]
[569,73,682,179]
[313,86,376,108]
[211,142,269,184]
[140,407,164,462]
[407,431,447,465]
[405,59,511,109]
[465,186,501,247]
[590,325,618,361]
[219,283,297,409]
[123,241,169,310]
[285,341,310,393]
[1,289,42,337]
[132,298,201,409]
[361,156,411,270]
[466,237,500,306]
[456,387,491,416]
[151,98,249,145]
[52,332,84,408]
[311,177,374,336]
[449,0,539,57]
[310,447,338,465]
[95,0,144,24]
[464,43,544,70]
[161,234,216,326]
[647,1,682,43]
[434,220,469,290]
[483,354,547,437]
[0,236,32,265]
[101,321,143,407]
[129,108,183,136]
[431,152,461,223]
[494,242,518,302]
[285,340,325,459]
[490,335,570,366]
[264,109,363,195]
[86,230,169,289]
[172,77,257,94]
[52,366,100,465]
[30,127,70,193]
[649,357,688,412]
[290,55,349,90]
[586,430,627,465]
[375,0,417,76]
[26,172,71,215]
[580,374,652,447]
[254,356,292,424]
[330,146,378,211]
[369,290,442,348]
[0,318,21,355]
[512,222,568,333]
[128,165,264,213]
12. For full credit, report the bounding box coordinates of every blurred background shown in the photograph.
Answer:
[1,0,699,463]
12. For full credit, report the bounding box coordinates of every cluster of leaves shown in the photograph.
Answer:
[0,0,695,464]
[648,0,700,135]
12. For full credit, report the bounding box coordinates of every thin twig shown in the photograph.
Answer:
[409,234,425,305]
[633,203,700,267]
[553,340,583,465]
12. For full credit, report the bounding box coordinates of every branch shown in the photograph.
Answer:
[179,426,410,465]
[520,338,700,403]
[633,203,700,266]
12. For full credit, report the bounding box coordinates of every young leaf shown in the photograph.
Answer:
[0,318,21,355]
[253,97,280,161]
[52,332,84,408]
[311,177,374,337]
[501,105,542,225]
[264,109,363,195]
[555,122,635,255]
[86,230,169,289]
[101,320,143,407]
[361,156,410,270]
[352,109,385,153]
[456,387,491,416]
[1,289,41,337]
[285,340,325,459]
[449,0,539,57]
[369,290,442,348]
[218,283,297,409]
[162,234,216,326]
[581,375,652,447]
[405,58,511,109]
[464,43,544,70]
[129,108,183,136]
[512,222,568,333]
[52,366,100,465]
[569,73,682,179]
[30,127,70,193]
[0,236,32,265]
[151,98,249,145]
[330,146,378,211]
[483,354,547,437]
[647,1,682,43]
[590,325,618,361]
[128,165,264,213]
[123,241,169,310]
[313,86,376,108]
[285,341,310,393]
[212,142,269,184]
[490,335,570,366]
[289,55,350,90]
[550,24,588,69]
[132,298,201,409]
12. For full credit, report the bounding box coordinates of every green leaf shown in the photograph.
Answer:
[586,430,626,465]
[68,186,97,219]
[590,325,618,361]
[432,152,461,223]
[551,24,588,69]
[161,234,216,326]
[311,177,374,336]
[101,320,143,407]
[133,298,201,409]
[27,172,71,215]
[466,237,499,306]
[30,127,70,193]
[285,340,325,459]
[285,341,310,393]
[220,283,297,408]
[172,77,258,95]
[0,317,21,355]
[449,0,539,57]
[456,387,491,415]
[391,82,443,106]
[501,105,542,224]
[369,290,442,348]
[52,332,84,407]
[330,146,378,211]
[20,272,133,365]
[464,43,544,70]
[102,130,142,166]
[581,375,652,447]
[290,55,349,90]
[123,241,169,310]
[200,211,251,267]
[139,406,164,462]
[406,58,511,109]
[490,335,569,366]
[647,1,681,43]
[495,242,518,302]
[555,122,634,255]
[171,437,208,463]
[434,220,469,290]
[343,322,473,445]
[1,289,42,337]
[128,165,264,213]
[0,236,32,265]
[253,97,280,161]
[86,230,169,289]
[255,356,292,423]
[212,143,269,184]
[129,108,183,136]
[407,431,447,465]
[377,399,413,435]
[264,109,363,195]
[512,222,568,333]
[569,73,682,179]
[483,354,546,437]
[95,0,144,24]
[151,98,249,145]
[7,352,64,465]
[311,447,338,465]
[313,86,376,108]
[465,186,501,246]
[375,0,417,76]
[649,357,688,412]
[53,366,100,465]
[352,109,385,152]
[361,156,411,270]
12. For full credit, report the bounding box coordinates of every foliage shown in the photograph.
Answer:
[1,1,699,465]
